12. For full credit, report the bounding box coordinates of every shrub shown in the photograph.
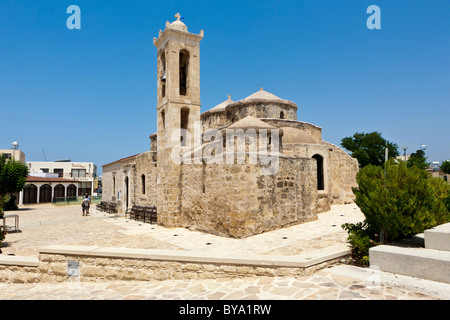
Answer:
[341,221,380,266]
[3,195,18,211]
[352,160,450,243]
[343,160,450,265]
[0,225,7,253]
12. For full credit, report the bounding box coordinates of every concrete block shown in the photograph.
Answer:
[369,245,450,284]
[39,245,102,256]
[424,223,450,251]
[0,255,39,267]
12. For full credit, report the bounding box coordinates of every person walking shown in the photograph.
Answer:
[82,194,91,216]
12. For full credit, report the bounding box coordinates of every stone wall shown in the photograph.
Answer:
[156,148,183,227]
[150,133,157,152]
[201,102,297,132]
[281,141,358,207]
[226,102,297,123]
[0,265,41,283]
[201,111,230,132]
[320,141,359,204]
[37,253,337,282]
[179,156,318,238]
[0,245,348,283]
[261,119,322,143]
[102,155,137,212]
[282,143,331,213]
[132,151,158,207]
[102,162,120,202]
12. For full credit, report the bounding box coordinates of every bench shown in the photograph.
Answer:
[2,214,19,232]
[125,205,157,224]
[106,202,118,214]
[125,205,140,220]
[95,201,117,214]
[96,201,107,212]
[144,206,157,224]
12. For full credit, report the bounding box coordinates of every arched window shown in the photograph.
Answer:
[312,154,324,191]
[67,184,77,197]
[161,110,166,129]
[179,49,189,96]
[160,51,166,98]
[39,184,52,203]
[280,111,285,119]
[180,107,190,146]
[141,174,146,194]
[124,176,129,210]
[23,184,37,204]
[54,184,65,198]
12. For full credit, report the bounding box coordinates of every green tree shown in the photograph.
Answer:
[341,131,400,168]
[407,149,430,171]
[0,155,28,251]
[441,160,450,174]
[0,155,29,215]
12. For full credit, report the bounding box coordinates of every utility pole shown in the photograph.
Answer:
[401,146,408,163]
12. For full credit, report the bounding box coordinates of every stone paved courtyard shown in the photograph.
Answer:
[0,203,449,300]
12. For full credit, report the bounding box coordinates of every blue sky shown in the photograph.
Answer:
[1,0,449,174]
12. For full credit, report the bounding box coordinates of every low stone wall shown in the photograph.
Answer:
[39,254,338,283]
[0,245,350,283]
[0,255,40,283]
[0,264,41,283]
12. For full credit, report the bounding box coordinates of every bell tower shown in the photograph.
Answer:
[153,13,204,152]
[153,13,204,227]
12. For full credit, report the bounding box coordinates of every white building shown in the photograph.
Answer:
[0,146,25,164]
[20,175,81,205]
[27,160,97,197]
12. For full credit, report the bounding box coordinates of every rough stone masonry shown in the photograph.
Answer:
[101,13,359,238]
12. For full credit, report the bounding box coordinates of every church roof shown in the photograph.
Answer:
[204,95,234,114]
[227,116,276,130]
[202,89,298,117]
[228,88,298,110]
[102,154,139,167]
[154,13,204,47]
[241,88,284,102]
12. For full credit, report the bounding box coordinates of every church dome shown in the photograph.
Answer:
[206,95,234,114]
[227,116,277,130]
[281,127,317,144]
[228,88,297,111]
[241,88,284,102]
[168,13,188,31]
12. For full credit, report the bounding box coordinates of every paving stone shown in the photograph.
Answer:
[338,290,365,299]
[0,204,447,300]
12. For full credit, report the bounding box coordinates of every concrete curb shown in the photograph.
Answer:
[0,254,39,267]
[39,243,351,268]
[325,264,450,299]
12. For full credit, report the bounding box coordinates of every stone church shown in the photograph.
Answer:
[102,14,359,238]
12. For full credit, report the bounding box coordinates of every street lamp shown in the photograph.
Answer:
[421,144,427,151]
